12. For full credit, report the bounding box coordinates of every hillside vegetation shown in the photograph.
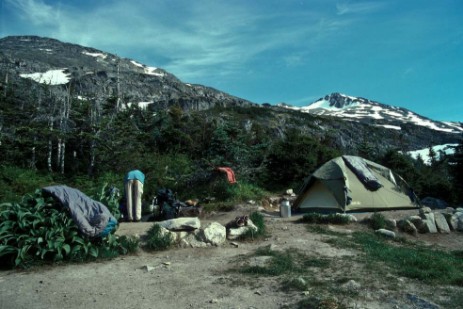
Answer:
[1,80,462,206]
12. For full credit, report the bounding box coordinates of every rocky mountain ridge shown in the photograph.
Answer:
[0,35,461,154]
[0,35,253,111]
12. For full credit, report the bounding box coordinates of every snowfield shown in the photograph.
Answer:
[20,69,71,85]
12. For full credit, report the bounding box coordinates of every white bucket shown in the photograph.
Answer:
[280,200,291,218]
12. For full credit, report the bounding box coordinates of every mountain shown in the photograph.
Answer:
[0,35,253,111]
[0,36,461,155]
[280,93,463,134]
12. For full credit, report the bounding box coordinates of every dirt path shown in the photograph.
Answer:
[1,208,462,309]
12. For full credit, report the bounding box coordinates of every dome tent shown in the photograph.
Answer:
[293,156,420,213]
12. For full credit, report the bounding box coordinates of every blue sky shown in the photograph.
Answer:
[1,0,462,121]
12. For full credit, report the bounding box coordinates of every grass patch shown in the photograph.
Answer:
[307,224,463,288]
[354,232,463,285]
[238,246,331,277]
[144,224,174,251]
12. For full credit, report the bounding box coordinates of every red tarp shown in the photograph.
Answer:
[216,167,237,184]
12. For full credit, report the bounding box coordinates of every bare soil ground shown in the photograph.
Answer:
[1,206,462,309]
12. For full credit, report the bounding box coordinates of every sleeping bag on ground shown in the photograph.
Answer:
[42,185,118,238]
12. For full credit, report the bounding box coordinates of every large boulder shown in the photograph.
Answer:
[158,225,178,242]
[407,215,426,232]
[419,212,438,233]
[434,212,451,233]
[448,212,463,231]
[180,230,209,248]
[157,217,201,231]
[201,222,226,246]
[398,219,418,236]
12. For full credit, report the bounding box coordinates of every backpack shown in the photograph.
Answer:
[156,188,179,220]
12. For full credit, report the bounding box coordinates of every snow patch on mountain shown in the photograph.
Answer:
[130,60,164,77]
[376,124,401,130]
[20,69,71,85]
[406,144,459,165]
[82,51,107,59]
[285,93,462,134]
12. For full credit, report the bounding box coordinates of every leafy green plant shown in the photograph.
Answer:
[0,188,136,269]
[144,224,174,251]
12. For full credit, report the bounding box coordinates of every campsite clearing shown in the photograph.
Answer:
[1,206,463,309]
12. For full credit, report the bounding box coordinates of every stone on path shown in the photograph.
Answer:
[157,217,200,231]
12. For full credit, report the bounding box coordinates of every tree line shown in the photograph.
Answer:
[0,83,462,206]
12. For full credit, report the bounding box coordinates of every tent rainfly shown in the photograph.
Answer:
[293,155,420,213]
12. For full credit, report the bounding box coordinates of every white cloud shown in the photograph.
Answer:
[336,1,386,15]
[4,0,354,81]
[6,0,60,25]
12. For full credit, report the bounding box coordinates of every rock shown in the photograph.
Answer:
[434,212,451,233]
[420,197,449,209]
[158,226,178,242]
[338,214,357,223]
[407,215,425,232]
[385,218,397,230]
[341,279,361,292]
[182,231,208,248]
[327,225,353,235]
[375,229,396,238]
[201,222,226,246]
[176,231,190,240]
[142,265,155,272]
[227,220,258,240]
[420,213,438,233]
[398,219,418,236]
[449,212,463,231]
[157,217,201,231]
[295,277,307,286]
[419,207,433,215]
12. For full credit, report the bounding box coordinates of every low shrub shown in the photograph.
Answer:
[300,212,350,224]
[239,211,267,240]
[369,212,387,230]
[144,224,174,251]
